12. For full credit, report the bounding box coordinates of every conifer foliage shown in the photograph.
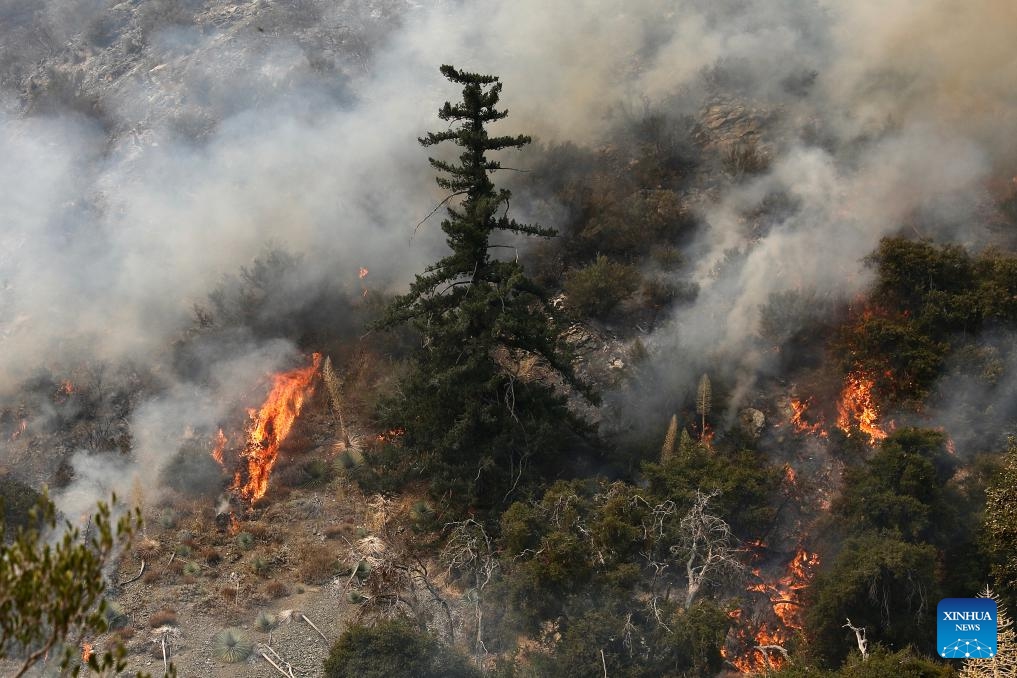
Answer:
[380,65,590,505]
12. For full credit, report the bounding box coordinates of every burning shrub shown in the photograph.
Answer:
[213,628,253,664]
[564,255,640,319]
[147,609,177,628]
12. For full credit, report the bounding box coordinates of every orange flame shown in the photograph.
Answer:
[788,398,826,436]
[10,418,26,441]
[232,353,321,503]
[358,267,369,279]
[374,427,406,444]
[836,372,888,441]
[211,428,228,466]
[729,547,821,673]
[228,512,240,535]
[82,642,93,664]
[60,380,75,395]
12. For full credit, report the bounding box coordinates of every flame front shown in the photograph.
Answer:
[232,353,321,503]
[82,642,93,664]
[211,428,228,466]
[788,398,826,436]
[730,547,821,673]
[836,372,888,441]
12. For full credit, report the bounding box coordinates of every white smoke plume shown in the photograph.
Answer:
[1,0,1015,502]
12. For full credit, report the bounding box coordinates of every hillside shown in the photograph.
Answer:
[2,2,1017,677]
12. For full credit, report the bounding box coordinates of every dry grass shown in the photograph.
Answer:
[148,609,177,628]
[142,567,162,585]
[297,542,338,584]
[265,580,288,599]
[202,548,222,566]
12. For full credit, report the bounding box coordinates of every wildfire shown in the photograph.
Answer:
[82,642,93,664]
[374,427,406,444]
[60,380,75,395]
[9,418,26,441]
[358,267,369,279]
[228,512,240,535]
[232,353,322,503]
[729,547,821,673]
[836,372,888,441]
[788,398,826,436]
[211,428,228,466]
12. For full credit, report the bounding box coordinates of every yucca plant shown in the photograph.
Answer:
[235,531,255,550]
[214,628,252,663]
[254,611,277,632]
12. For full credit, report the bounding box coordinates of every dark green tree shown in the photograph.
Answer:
[379,65,592,506]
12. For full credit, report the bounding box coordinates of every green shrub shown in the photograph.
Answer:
[565,255,640,318]
[323,618,479,678]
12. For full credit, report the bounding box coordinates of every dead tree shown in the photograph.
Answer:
[673,490,743,608]
[442,519,497,667]
[843,618,869,661]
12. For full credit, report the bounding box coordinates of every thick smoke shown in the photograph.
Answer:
[1,0,1015,509]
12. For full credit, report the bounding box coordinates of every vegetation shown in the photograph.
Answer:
[213,628,252,664]
[0,493,149,677]
[323,618,479,678]
[378,65,593,507]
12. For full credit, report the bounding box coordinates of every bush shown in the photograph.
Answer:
[265,580,288,599]
[323,618,479,678]
[565,255,640,318]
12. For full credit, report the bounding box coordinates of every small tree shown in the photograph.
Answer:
[0,493,145,677]
[379,65,592,505]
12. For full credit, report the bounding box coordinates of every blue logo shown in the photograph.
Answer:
[938,598,997,659]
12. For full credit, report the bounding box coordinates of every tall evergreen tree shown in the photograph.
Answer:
[380,65,592,507]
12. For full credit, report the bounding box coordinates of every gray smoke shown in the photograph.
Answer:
[1,0,1015,508]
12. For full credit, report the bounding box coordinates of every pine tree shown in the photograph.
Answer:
[958,586,1017,678]
[678,428,697,458]
[696,373,712,441]
[380,65,592,506]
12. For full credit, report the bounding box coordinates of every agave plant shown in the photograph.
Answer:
[214,628,253,663]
